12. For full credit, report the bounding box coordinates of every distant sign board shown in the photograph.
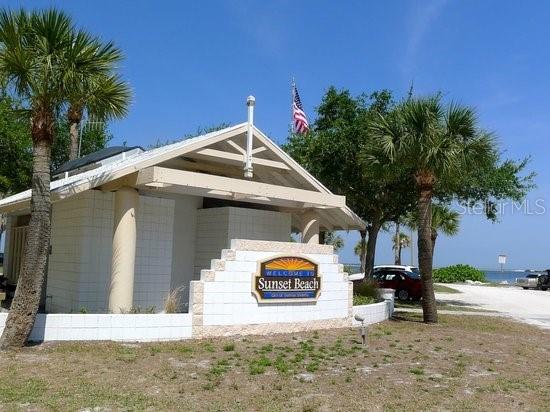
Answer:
[253,256,321,303]
[498,255,507,265]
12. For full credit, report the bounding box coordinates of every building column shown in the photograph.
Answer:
[301,211,320,244]
[108,186,139,313]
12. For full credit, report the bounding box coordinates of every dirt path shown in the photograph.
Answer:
[436,284,550,329]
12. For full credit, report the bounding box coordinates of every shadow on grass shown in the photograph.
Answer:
[390,312,424,323]
[395,299,482,309]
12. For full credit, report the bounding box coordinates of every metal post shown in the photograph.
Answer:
[244,96,255,179]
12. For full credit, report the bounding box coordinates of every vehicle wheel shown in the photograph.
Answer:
[538,275,549,290]
[542,287,548,291]
[397,289,409,301]
[522,287,529,290]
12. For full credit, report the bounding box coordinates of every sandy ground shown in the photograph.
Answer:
[436,284,550,329]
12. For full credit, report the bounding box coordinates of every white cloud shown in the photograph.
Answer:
[403,0,449,77]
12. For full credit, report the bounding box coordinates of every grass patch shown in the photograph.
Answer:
[433,284,461,293]
[0,314,547,410]
[223,343,235,352]
[249,355,272,375]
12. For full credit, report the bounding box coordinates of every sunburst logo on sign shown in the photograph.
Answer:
[264,257,316,277]
[253,256,321,302]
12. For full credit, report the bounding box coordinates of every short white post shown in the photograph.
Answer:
[109,186,139,313]
[302,211,320,244]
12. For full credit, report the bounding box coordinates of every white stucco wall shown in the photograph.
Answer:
[194,207,291,277]
[47,191,177,313]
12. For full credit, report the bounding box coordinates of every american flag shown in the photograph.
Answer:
[292,84,309,134]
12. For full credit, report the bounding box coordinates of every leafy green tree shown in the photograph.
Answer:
[0,96,32,195]
[368,95,533,323]
[52,119,112,170]
[0,9,130,348]
[285,88,416,277]
[148,123,231,149]
[0,94,31,246]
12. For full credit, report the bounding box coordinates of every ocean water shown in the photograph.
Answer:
[342,264,539,284]
[482,270,536,284]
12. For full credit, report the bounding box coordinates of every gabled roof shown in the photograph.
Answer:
[0,123,365,230]
[53,146,143,176]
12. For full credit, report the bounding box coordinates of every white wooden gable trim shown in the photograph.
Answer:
[0,122,365,229]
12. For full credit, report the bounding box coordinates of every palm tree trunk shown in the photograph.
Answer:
[0,129,52,348]
[394,221,401,265]
[431,230,438,254]
[417,181,437,323]
[359,229,367,274]
[68,106,82,161]
[365,220,381,278]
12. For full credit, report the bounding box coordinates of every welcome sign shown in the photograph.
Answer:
[253,256,321,303]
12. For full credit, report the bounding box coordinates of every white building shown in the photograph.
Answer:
[0,101,388,341]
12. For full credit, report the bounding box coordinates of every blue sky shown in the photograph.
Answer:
[3,0,550,269]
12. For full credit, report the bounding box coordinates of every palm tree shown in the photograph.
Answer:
[0,9,129,348]
[430,204,459,251]
[66,34,130,160]
[392,230,410,265]
[406,204,459,252]
[369,96,493,323]
[322,231,344,252]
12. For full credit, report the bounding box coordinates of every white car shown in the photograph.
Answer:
[375,265,420,275]
[349,272,365,281]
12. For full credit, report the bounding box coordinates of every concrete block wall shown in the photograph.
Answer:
[190,239,353,337]
[194,207,291,277]
[134,196,175,311]
[75,191,114,312]
[47,192,93,312]
[170,195,203,311]
[47,191,176,313]
[194,208,230,278]
[0,313,192,342]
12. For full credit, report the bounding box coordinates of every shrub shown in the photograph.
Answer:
[353,278,379,300]
[164,286,186,313]
[433,264,486,283]
[353,295,377,306]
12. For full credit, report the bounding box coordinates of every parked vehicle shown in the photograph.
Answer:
[349,272,365,282]
[374,264,420,276]
[516,271,550,291]
[373,267,422,301]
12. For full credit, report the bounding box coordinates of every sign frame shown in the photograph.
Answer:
[252,254,321,304]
